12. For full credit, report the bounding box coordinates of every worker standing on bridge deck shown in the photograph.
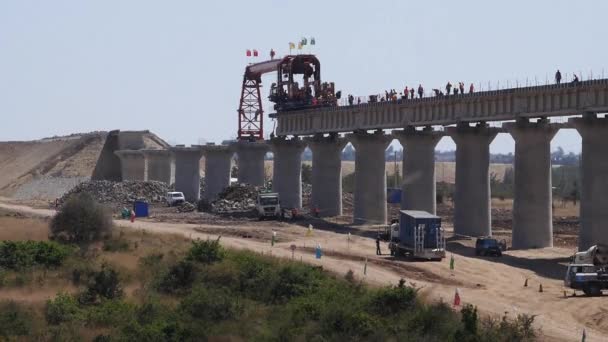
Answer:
[446,82,452,95]
[404,86,409,99]
[469,83,475,94]
[418,84,424,98]
[410,88,415,99]
[459,82,465,94]
[555,69,562,84]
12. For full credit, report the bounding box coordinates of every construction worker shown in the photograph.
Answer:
[409,88,415,99]
[555,69,562,84]
[469,83,475,94]
[417,84,424,98]
[376,236,382,255]
[446,82,452,95]
[270,49,276,60]
[459,82,465,94]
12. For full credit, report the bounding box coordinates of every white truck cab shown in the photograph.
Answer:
[256,192,281,220]
[166,192,186,206]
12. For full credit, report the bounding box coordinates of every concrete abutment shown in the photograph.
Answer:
[449,124,498,237]
[201,145,234,201]
[394,128,443,215]
[270,138,306,209]
[307,135,347,217]
[348,131,392,225]
[114,150,146,181]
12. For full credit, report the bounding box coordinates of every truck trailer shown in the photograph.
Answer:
[388,210,446,261]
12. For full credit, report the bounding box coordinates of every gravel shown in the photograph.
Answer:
[60,180,169,205]
[13,176,89,200]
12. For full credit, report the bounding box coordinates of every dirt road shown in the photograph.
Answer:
[0,200,604,342]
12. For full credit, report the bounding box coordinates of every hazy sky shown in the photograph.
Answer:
[1,0,607,153]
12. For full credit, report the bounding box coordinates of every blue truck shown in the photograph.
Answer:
[388,210,446,261]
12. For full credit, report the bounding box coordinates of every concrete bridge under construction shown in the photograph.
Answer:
[113,79,608,251]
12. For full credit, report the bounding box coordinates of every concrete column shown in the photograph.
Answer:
[143,150,173,184]
[570,115,608,250]
[449,124,498,237]
[307,135,347,217]
[348,131,392,225]
[270,137,306,208]
[201,144,233,201]
[505,120,559,249]
[232,141,269,186]
[114,150,146,181]
[394,127,443,214]
[172,146,203,202]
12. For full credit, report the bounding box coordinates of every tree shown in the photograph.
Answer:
[50,193,112,249]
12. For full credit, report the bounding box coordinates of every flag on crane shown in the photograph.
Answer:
[301,37,307,46]
[297,42,303,50]
[289,42,295,50]
[246,49,252,57]
[253,49,258,57]
[310,37,316,45]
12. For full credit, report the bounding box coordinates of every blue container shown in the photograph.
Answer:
[387,188,402,204]
[133,201,149,218]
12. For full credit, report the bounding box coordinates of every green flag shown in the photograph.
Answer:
[450,254,455,270]
[301,37,307,46]
[310,37,316,45]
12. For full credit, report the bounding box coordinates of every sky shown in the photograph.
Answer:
[1,0,607,153]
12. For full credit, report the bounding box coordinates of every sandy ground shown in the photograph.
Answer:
[0,199,604,342]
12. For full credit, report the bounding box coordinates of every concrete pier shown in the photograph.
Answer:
[570,115,608,250]
[270,137,306,209]
[348,131,392,225]
[143,150,172,184]
[506,120,559,249]
[449,124,498,237]
[232,141,269,186]
[307,135,347,217]
[201,144,233,201]
[172,146,203,202]
[114,150,146,181]
[394,127,443,214]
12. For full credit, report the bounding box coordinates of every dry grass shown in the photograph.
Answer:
[0,211,50,241]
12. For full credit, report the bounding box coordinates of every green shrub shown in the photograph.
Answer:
[271,264,321,303]
[50,193,112,248]
[179,286,241,322]
[187,238,224,264]
[0,301,32,337]
[156,260,196,294]
[80,265,123,304]
[0,241,72,270]
[45,293,82,325]
[86,299,135,326]
[368,282,417,315]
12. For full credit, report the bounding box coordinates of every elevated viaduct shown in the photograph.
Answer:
[111,80,608,250]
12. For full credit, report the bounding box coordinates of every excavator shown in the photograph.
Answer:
[564,244,608,296]
[237,54,338,141]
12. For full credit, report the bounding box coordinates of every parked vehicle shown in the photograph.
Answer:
[166,192,186,206]
[388,210,446,261]
[564,244,608,296]
[475,237,503,256]
[255,192,281,220]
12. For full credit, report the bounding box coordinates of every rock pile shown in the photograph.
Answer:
[177,202,196,213]
[60,180,169,205]
[211,184,259,213]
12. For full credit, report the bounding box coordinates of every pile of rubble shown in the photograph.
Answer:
[177,202,196,213]
[211,184,260,213]
[60,180,169,205]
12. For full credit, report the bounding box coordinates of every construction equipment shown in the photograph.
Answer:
[237,54,338,140]
[255,192,281,220]
[388,210,446,261]
[564,244,608,296]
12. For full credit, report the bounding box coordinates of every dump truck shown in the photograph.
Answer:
[255,192,281,220]
[388,210,446,261]
[564,244,608,296]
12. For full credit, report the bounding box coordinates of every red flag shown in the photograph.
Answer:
[453,288,461,306]
[246,49,252,57]
[253,49,258,57]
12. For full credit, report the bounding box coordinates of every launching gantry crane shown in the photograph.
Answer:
[237,54,339,141]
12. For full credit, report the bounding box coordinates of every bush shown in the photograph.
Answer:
[368,281,417,315]
[179,286,241,322]
[0,241,72,270]
[102,238,130,252]
[187,238,224,264]
[45,293,82,325]
[50,193,112,248]
[156,260,196,293]
[80,265,123,304]
[0,301,32,337]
